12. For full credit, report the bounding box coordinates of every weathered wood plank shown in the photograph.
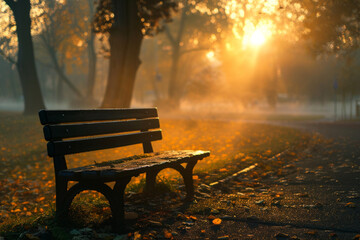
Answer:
[39,108,210,232]
[57,150,210,181]
[39,108,158,125]
[47,130,162,157]
[44,118,160,141]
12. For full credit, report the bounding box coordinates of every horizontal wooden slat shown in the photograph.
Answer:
[57,150,210,180]
[44,118,160,141]
[47,130,162,157]
[39,108,158,125]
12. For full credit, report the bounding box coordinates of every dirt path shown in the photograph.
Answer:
[271,121,360,141]
[147,121,360,239]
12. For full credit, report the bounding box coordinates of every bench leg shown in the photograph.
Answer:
[112,177,131,232]
[183,160,198,201]
[144,169,160,194]
[55,177,68,218]
[56,182,115,223]
[172,160,198,201]
[54,178,132,233]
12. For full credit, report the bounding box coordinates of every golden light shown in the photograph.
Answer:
[240,22,274,49]
[250,29,266,46]
[206,51,215,60]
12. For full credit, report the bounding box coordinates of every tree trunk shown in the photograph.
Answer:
[57,65,64,101]
[101,0,143,108]
[86,0,97,99]
[10,0,45,114]
[166,3,188,108]
[8,64,18,99]
[86,32,97,98]
[341,91,346,120]
[168,48,181,106]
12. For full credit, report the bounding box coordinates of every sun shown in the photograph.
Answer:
[206,51,215,60]
[250,29,266,46]
[239,22,273,49]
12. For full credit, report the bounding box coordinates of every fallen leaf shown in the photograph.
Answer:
[189,216,197,221]
[217,236,229,240]
[329,233,337,238]
[275,232,289,239]
[346,202,356,208]
[163,229,172,239]
[353,234,360,240]
[307,231,318,236]
[212,218,222,225]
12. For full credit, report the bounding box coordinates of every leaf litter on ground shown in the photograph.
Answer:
[0,114,314,229]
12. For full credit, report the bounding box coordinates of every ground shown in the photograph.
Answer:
[0,113,360,240]
[162,132,360,240]
[113,129,360,240]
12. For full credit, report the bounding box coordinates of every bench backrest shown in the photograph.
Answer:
[39,108,162,173]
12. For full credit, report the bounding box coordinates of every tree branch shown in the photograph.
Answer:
[176,1,189,45]
[180,46,210,55]
[163,24,176,46]
[47,44,84,98]
[0,48,17,65]
[36,58,55,69]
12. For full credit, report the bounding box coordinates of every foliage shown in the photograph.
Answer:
[151,0,230,104]
[298,0,360,57]
[91,0,178,71]
[221,0,360,56]
[0,0,44,64]
[93,0,178,38]
[36,0,91,74]
[0,4,16,64]
[0,0,92,66]
[163,0,229,49]
[0,113,309,226]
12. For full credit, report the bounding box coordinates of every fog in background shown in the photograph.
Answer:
[1,0,359,120]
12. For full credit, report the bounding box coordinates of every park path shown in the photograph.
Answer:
[220,120,360,239]
[267,120,360,141]
[157,118,360,239]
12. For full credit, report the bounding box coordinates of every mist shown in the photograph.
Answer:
[0,0,359,121]
[1,1,360,237]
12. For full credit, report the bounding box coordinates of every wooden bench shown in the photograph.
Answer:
[38,108,209,231]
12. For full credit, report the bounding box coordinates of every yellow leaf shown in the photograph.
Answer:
[36,197,45,202]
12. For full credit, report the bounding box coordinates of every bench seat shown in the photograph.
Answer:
[39,108,210,232]
[59,150,210,181]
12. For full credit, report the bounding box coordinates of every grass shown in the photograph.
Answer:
[167,110,326,122]
[0,112,312,237]
[261,113,325,121]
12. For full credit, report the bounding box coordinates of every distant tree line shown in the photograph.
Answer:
[0,0,359,115]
